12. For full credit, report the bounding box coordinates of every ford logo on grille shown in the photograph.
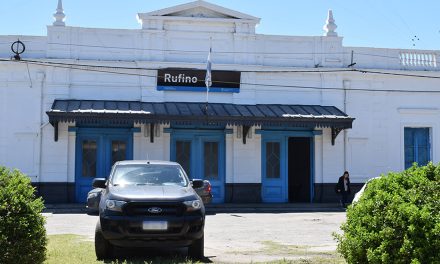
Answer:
[148,207,162,214]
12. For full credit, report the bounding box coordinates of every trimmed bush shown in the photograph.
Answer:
[334,162,440,264]
[0,166,47,264]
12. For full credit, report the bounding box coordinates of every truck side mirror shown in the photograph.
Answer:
[191,179,204,189]
[92,178,107,188]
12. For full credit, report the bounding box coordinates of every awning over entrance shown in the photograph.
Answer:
[47,100,354,144]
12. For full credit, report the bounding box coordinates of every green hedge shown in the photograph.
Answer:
[0,166,47,264]
[334,162,440,264]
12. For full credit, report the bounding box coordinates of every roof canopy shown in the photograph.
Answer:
[47,100,354,144]
[47,99,353,128]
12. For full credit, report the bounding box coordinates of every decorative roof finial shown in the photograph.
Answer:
[323,9,337,37]
[53,0,66,26]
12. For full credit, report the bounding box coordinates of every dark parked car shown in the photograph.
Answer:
[87,175,212,215]
[93,160,205,260]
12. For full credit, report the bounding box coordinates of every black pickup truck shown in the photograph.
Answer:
[93,160,205,260]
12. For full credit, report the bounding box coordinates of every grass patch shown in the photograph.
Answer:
[45,235,201,264]
[46,235,345,264]
[46,234,97,264]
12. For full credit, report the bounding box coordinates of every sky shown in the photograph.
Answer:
[0,0,439,50]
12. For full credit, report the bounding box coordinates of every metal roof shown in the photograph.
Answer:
[47,100,354,128]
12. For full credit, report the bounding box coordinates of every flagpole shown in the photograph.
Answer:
[204,38,212,114]
[205,48,210,104]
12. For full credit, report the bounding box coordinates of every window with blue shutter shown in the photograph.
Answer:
[404,128,430,169]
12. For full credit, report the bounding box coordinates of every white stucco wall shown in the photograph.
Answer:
[134,124,170,161]
[228,126,261,184]
[2,65,440,185]
[0,2,439,188]
[344,75,440,182]
[40,123,69,183]
[0,64,42,181]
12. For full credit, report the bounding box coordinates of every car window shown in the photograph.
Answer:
[111,164,188,187]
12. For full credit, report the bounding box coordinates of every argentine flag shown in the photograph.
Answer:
[205,47,212,89]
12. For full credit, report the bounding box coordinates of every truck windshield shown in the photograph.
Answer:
[111,164,188,187]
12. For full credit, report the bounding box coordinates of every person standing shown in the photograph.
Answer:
[336,171,351,208]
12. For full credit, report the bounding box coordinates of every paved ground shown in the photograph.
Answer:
[45,210,346,263]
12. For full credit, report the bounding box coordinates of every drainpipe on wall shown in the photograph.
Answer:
[319,72,324,202]
[230,126,235,203]
[343,80,350,171]
[36,71,46,193]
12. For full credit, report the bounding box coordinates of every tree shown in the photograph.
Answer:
[0,166,47,264]
[335,163,440,264]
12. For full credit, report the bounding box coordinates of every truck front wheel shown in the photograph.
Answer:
[188,235,204,260]
[95,220,113,260]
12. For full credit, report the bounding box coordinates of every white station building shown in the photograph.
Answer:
[0,0,439,203]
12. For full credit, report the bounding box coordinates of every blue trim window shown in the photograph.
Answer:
[176,141,192,178]
[111,140,127,165]
[204,142,219,180]
[81,140,97,177]
[404,127,431,169]
[266,142,281,178]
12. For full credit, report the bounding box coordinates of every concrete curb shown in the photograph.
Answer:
[43,203,346,214]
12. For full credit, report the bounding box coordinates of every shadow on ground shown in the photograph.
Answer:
[102,247,213,264]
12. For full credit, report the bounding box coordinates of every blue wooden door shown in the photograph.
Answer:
[261,137,287,202]
[75,129,133,203]
[75,134,102,203]
[171,131,225,203]
[198,135,225,204]
[260,130,316,203]
[104,134,132,177]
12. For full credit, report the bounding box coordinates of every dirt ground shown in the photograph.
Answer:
[44,211,346,263]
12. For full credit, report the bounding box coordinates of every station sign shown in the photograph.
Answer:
[157,68,241,93]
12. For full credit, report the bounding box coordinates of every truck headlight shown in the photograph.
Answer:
[183,200,202,212]
[105,200,126,212]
